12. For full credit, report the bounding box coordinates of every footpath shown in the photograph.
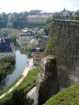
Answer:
[0,59,33,100]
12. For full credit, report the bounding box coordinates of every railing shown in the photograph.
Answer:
[53,19,79,23]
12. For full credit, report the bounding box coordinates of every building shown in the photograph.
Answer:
[53,9,72,19]
[27,14,53,23]
[18,30,35,48]
[0,32,14,59]
[31,48,45,65]
[0,38,12,52]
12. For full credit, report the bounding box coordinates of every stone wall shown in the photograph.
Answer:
[37,56,59,105]
[49,19,79,87]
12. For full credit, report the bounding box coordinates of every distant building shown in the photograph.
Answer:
[31,48,45,65]
[0,32,14,59]
[27,39,39,49]
[18,31,35,48]
[0,38,12,52]
[53,9,72,19]
[61,9,71,17]
[27,14,53,23]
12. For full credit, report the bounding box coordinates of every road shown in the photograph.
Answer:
[0,58,33,100]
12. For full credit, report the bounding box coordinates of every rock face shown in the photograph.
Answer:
[38,56,59,105]
[48,20,79,87]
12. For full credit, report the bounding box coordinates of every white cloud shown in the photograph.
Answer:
[0,0,78,13]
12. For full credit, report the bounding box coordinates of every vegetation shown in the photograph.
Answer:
[17,67,39,92]
[21,48,32,57]
[45,83,79,105]
[72,11,79,20]
[26,22,46,28]
[0,11,47,29]
[10,36,16,46]
[1,90,34,105]
[45,22,59,55]
[0,57,15,81]
[0,28,19,36]
[0,28,20,45]
[0,67,40,105]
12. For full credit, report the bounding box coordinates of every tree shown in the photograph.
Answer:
[12,90,27,105]
[12,90,34,105]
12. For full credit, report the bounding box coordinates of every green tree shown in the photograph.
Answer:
[12,90,27,105]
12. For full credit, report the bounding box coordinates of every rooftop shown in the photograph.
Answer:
[0,38,12,52]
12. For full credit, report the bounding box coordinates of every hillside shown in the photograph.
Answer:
[45,83,79,105]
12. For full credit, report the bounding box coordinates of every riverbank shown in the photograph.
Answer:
[0,58,33,100]
[0,50,27,92]
[0,56,15,82]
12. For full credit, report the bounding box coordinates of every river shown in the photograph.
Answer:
[0,50,28,90]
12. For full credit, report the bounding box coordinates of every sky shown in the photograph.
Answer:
[0,0,79,13]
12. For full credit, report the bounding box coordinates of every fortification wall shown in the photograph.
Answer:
[50,20,79,87]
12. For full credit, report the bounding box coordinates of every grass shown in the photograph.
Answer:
[17,67,40,93]
[0,67,40,104]
[0,76,21,95]
[45,83,79,105]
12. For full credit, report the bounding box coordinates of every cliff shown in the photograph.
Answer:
[46,20,79,87]
[37,56,59,105]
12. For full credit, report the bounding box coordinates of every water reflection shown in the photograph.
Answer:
[0,50,28,90]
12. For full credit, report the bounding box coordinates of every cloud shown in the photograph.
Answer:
[0,0,78,13]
